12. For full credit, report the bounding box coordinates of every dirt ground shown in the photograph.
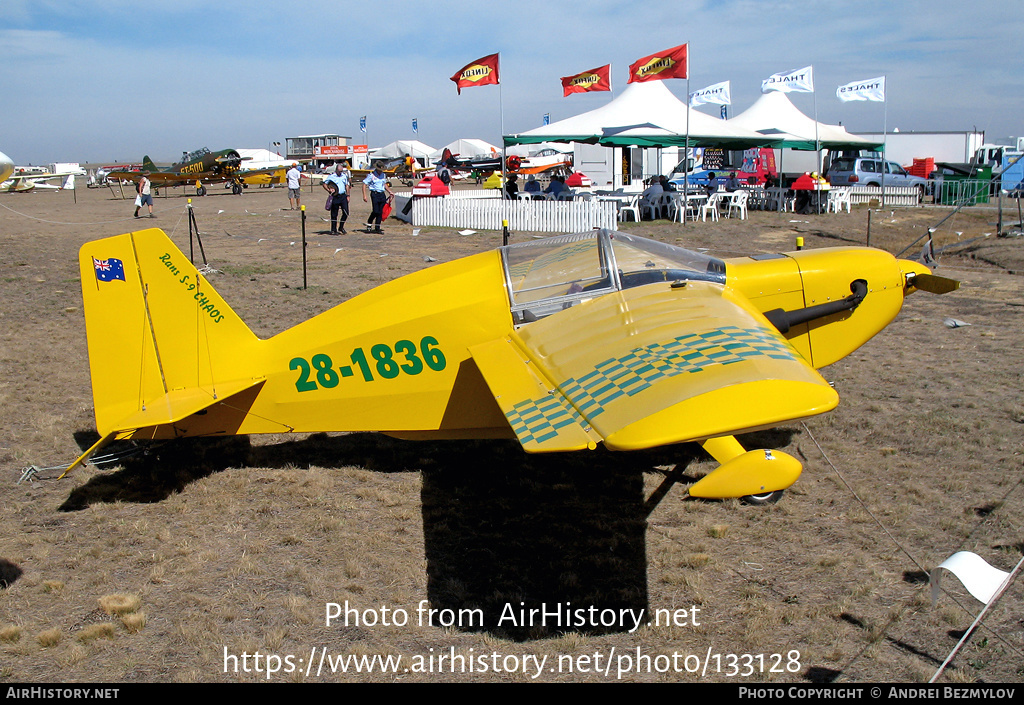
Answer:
[0,180,1021,684]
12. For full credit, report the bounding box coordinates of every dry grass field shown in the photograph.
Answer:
[0,181,1021,683]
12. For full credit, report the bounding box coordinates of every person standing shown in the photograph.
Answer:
[286,162,302,210]
[361,162,393,233]
[321,162,351,234]
[134,171,154,218]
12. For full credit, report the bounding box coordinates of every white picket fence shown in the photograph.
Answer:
[848,186,922,206]
[410,196,619,232]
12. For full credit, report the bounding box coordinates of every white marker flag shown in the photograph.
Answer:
[762,66,814,94]
[689,80,731,107]
[931,551,1010,605]
[836,76,886,102]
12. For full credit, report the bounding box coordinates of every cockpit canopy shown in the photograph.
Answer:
[501,229,726,323]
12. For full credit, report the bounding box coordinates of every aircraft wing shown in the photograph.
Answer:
[470,280,838,452]
[105,169,141,181]
[2,170,77,191]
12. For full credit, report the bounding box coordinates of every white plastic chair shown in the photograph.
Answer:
[827,187,852,213]
[662,192,685,222]
[639,194,660,220]
[765,187,785,212]
[700,192,722,222]
[727,190,749,220]
[619,194,641,222]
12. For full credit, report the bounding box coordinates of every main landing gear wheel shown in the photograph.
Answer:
[741,490,784,505]
[197,185,207,196]
[231,183,242,195]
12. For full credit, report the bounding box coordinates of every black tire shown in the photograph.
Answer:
[232,183,242,195]
[741,490,783,506]
[197,186,207,196]
[916,185,925,203]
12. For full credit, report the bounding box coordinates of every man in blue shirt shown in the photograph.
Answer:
[544,175,566,198]
[321,162,350,234]
[361,162,394,233]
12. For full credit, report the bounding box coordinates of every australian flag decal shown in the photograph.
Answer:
[93,257,126,282]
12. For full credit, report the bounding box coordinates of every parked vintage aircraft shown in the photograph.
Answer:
[67,228,957,502]
[108,148,279,195]
[435,147,503,175]
[507,147,574,176]
[1,162,81,192]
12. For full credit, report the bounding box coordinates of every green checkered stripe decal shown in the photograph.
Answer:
[563,326,796,418]
[507,326,796,436]
[504,392,589,446]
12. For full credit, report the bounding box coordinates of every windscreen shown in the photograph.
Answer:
[501,230,725,323]
[609,231,726,288]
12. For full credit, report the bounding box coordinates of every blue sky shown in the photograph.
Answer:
[2,0,1022,164]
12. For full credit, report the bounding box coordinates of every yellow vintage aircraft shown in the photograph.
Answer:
[68,228,957,502]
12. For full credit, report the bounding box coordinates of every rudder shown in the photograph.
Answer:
[79,228,261,438]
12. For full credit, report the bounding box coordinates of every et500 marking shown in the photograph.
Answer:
[289,337,446,392]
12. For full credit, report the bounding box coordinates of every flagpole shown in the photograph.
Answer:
[813,78,822,215]
[499,72,508,230]
[813,89,821,174]
[882,85,888,208]
[684,77,690,227]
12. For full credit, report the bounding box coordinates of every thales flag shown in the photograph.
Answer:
[561,65,612,96]
[93,257,125,282]
[762,66,814,94]
[689,80,731,107]
[837,76,885,102]
[628,43,688,83]
[451,54,500,94]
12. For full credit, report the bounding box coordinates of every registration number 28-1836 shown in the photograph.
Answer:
[289,336,446,392]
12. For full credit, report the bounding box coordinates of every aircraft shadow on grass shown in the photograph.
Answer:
[61,428,796,640]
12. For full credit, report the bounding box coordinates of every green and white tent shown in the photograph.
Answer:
[504,81,778,150]
[728,91,882,150]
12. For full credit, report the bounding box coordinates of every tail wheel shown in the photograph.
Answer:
[506,155,522,172]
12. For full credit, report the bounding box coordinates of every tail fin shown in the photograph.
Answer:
[141,155,159,172]
[79,228,262,439]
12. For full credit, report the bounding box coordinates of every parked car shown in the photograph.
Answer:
[826,157,928,200]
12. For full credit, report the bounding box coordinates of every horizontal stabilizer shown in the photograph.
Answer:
[106,377,264,434]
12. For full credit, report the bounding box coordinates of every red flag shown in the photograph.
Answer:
[627,44,688,83]
[451,53,500,94]
[560,65,612,96]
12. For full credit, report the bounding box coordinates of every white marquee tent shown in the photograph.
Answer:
[371,140,436,160]
[429,138,501,162]
[504,81,776,149]
[728,91,881,150]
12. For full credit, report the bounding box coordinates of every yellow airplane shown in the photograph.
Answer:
[68,228,957,502]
